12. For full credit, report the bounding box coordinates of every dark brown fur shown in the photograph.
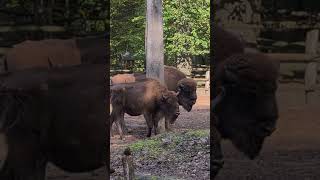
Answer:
[110,79,180,139]
[212,52,279,178]
[111,66,197,112]
[0,64,108,179]
[211,26,279,178]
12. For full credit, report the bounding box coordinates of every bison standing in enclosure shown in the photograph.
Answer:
[110,79,180,139]
[111,66,197,133]
[211,26,280,178]
[111,66,197,112]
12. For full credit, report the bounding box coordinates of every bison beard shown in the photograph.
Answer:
[212,52,279,178]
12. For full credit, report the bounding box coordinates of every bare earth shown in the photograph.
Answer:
[110,89,210,179]
[46,83,320,180]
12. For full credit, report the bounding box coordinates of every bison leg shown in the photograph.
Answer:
[119,117,129,133]
[165,118,173,132]
[211,126,224,179]
[143,114,153,137]
[111,110,125,140]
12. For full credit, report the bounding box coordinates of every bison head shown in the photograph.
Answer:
[160,91,180,124]
[176,78,197,112]
[214,53,279,159]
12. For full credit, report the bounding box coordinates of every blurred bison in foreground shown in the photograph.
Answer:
[211,26,279,178]
[0,64,108,180]
[111,66,197,112]
[110,79,180,139]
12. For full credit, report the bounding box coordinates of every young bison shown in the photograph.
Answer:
[110,79,180,139]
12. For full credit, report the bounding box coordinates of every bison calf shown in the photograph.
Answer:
[110,79,180,139]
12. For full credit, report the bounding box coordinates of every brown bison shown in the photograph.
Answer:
[110,79,180,139]
[211,26,279,178]
[4,34,107,72]
[111,66,197,112]
[0,64,108,179]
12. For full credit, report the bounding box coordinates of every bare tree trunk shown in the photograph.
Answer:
[146,0,165,133]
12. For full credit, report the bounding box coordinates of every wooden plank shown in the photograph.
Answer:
[0,47,10,55]
[0,25,65,32]
[304,29,319,105]
[264,53,316,62]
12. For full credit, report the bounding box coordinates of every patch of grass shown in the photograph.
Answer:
[185,129,209,138]
[129,130,209,158]
[129,138,163,157]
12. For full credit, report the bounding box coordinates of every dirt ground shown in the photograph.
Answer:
[46,83,320,180]
[110,88,210,179]
[216,83,320,180]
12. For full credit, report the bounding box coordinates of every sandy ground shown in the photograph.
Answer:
[216,83,320,180]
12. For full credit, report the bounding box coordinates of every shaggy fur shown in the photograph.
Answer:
[211,26,279,179]
[111,66,197,112]
[212,52,279,178]
[110,79,180,139]
[0,64,108,179]
[214,26,245,66]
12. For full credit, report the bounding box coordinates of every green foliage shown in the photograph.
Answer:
[110,0,146,72]
[163,0,210,65]
[111,0,209,71]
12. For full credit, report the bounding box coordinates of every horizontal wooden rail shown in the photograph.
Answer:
[0,25,66,32]
[263,53,320,62]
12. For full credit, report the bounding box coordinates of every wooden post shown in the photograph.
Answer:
[122,148,135,180]
[304,29,319,105]
[146,0,165,133]
[145,0,164,84]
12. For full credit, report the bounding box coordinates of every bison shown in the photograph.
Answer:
[0,64,108,180]
[4,34,107,72]
[111,66,196,133]
[111,66,197,112]
[110,79,180,139]
[211,26,279,178]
